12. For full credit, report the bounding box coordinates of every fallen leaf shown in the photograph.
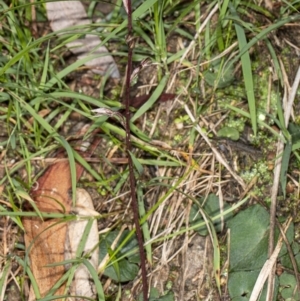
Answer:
[23,152,87,301]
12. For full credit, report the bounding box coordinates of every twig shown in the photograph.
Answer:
[124,1,148,300]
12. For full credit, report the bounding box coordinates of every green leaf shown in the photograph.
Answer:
[189,194,232,235]
[99,230,140,282]
[138,287,175,301]
[137,184,152,264]
[280,272,300,300]
[203,58,235,88]
[229,5,257,135]
[217,126,240,141]
[280,241,300,271]
[228,271,279,301]
[128,151,144,175]
[227,205,269,271]
[131,74,169,122]
[82,258,105,301]
[289,122,300,151]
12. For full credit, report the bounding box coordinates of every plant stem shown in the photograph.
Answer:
[124,1,148,301]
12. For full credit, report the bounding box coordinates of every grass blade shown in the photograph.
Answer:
[131,73,169,122]
[230,5,257,135]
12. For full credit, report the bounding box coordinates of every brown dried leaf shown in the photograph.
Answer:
[23,153,85,301]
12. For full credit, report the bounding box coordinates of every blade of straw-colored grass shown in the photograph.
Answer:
[131,73,169,122]
[284,68,300,126]
[230,5,256,135]
[152,195,250,243]
[249,218,292,301]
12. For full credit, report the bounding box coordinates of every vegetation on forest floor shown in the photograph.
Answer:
[1,0,300,300]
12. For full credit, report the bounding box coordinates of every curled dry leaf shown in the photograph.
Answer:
[23,153,89,301]
[46,1,120,78]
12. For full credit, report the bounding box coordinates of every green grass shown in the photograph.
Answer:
[1,0,300,300]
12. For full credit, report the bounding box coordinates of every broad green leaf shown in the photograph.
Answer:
[203,58,235,88]
[280,241,300,271]
[227,205,269,271]
[189,194,232,235]
[280,272,300,300]
[99,230,140,282]
[138,287,174,301]
[228,271,278,301]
